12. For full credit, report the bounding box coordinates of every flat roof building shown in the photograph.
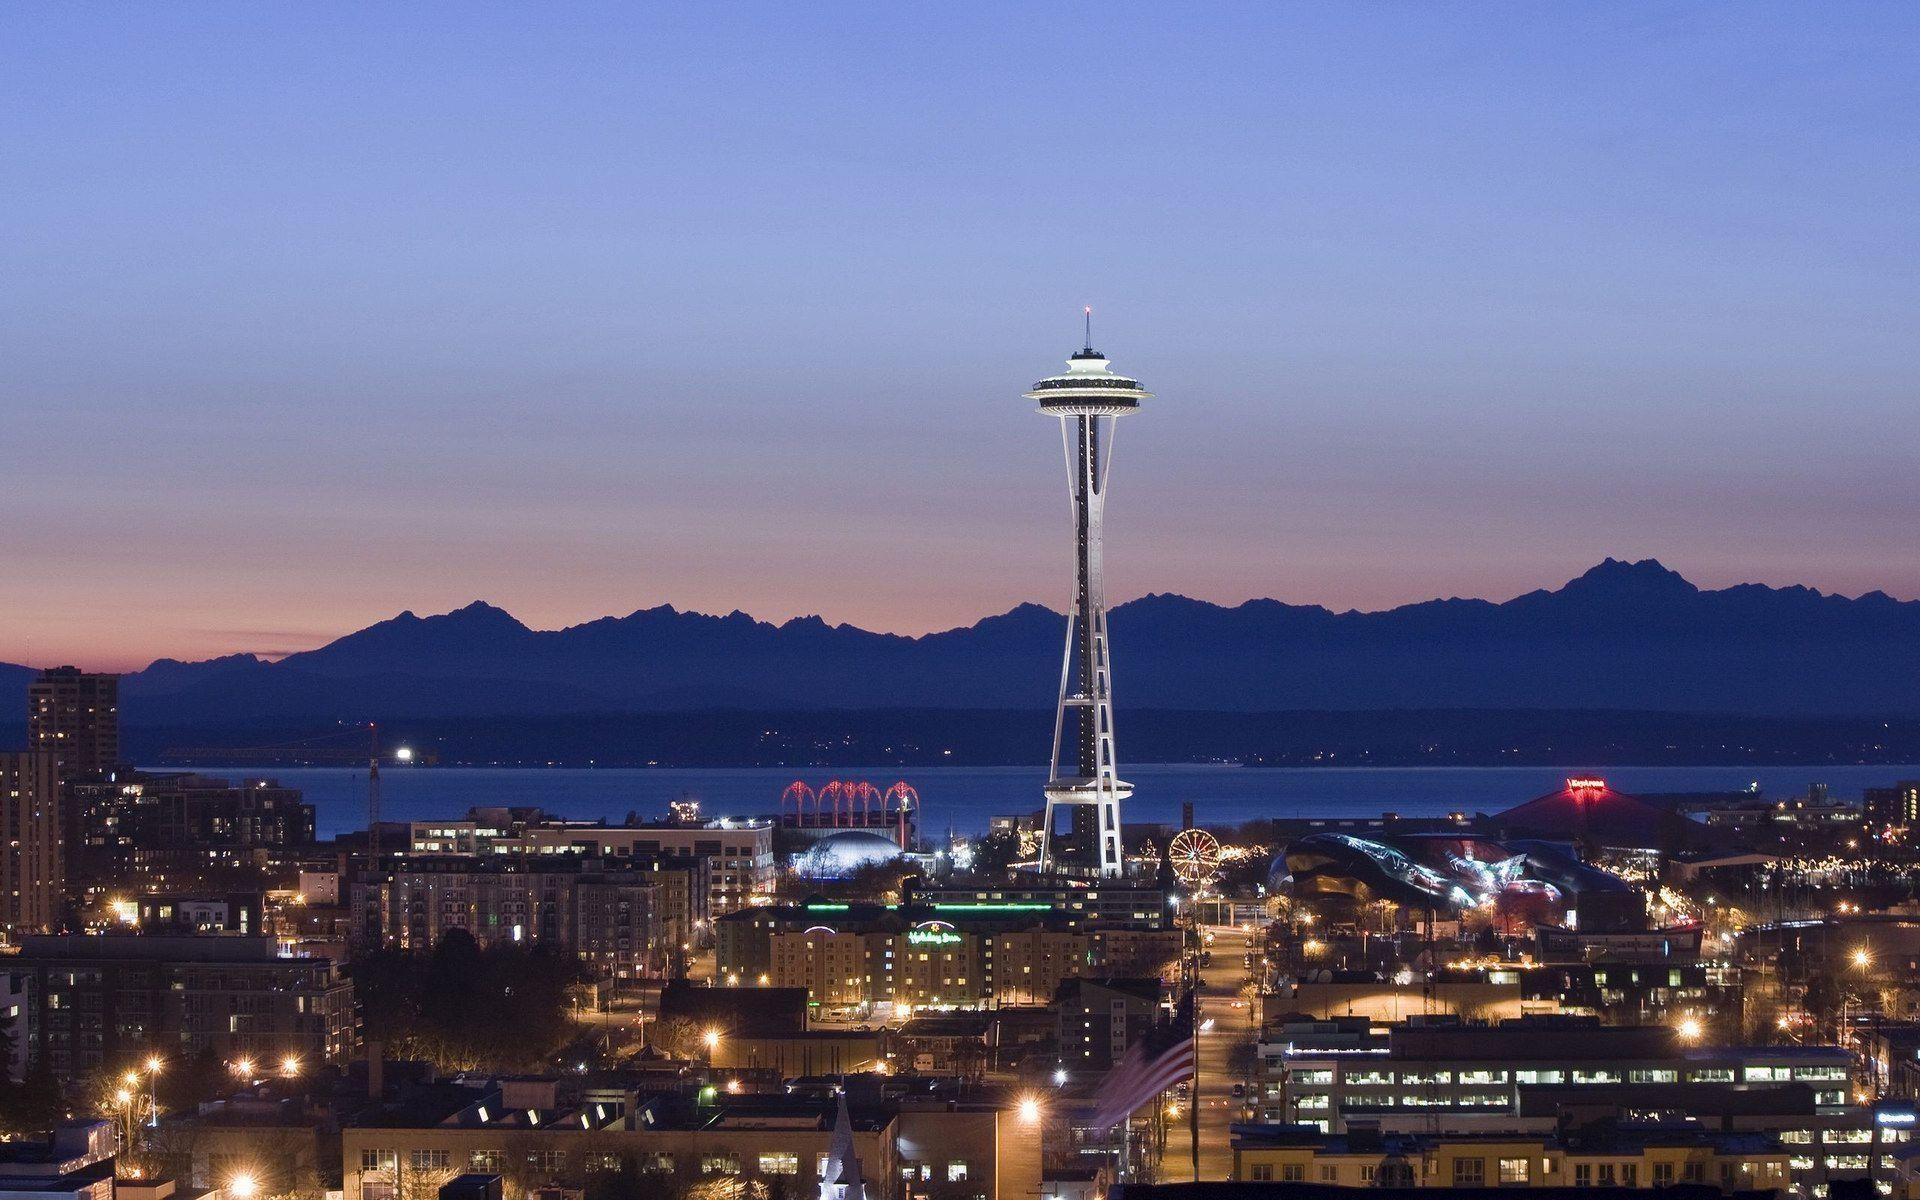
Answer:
[8,933,354,1078]
[405,808,772,916]
[27,669,118,780]
[0,752,63,941]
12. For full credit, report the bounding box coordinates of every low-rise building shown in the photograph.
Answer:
[340,1075,1041,1200]
[1259,1018,1852,1132]
[1230,1125,1792,1193]
[1054,978,1160,1071]
[144,1092,337,1199]
[343,1083,895,1200]
[0,1122,117,1200]
[8,933,355,1078]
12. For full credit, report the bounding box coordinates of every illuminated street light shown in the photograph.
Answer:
[280,1055,301,1077]
[704,1029,721,1056]
[1053,1068,1068,1087]
[113,1088,133,1106]
[231,1057,256,1080]
[1677,1017,1703,1042]
[228,1173,259,1200]
[1018,1094,1042,1125]
[1854,947,1872,970]
[144,1055,163,1127]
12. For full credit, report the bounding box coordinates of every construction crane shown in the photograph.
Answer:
[367,721,381,859]
[158,723,426,853]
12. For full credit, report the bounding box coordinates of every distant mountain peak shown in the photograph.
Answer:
[443,600,525,625]
[1561,557,1698,597]
[100,559,1920,724]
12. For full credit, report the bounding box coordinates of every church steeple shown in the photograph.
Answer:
[819,1091,867,1200]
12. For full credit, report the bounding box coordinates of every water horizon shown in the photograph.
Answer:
[140,761,1920,841]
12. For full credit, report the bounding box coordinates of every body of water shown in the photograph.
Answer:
[145,762,1920,840]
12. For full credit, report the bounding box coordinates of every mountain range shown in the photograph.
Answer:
[6,559,1920,732]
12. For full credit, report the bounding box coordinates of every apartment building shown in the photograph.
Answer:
[9,933,354,1077]
[405,807,772,916]
[353,854,703,978]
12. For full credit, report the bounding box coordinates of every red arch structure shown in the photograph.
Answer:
[778,779,918,847]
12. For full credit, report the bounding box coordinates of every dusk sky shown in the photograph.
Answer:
[4,4,1917,671]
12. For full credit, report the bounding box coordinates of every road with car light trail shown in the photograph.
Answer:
[1183,923,1260,1181]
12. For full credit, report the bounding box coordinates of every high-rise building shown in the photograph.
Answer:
[27,667,119,778]
[1865,781,1920,831]
[1024,318,1153,877]
[0,751,64,939]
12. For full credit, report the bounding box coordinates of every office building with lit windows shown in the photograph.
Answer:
[405,807,772,916]
[27,668,118,780]
[0,751,63,940]
[1260,1021,1854,1132]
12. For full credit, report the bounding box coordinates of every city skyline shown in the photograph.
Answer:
[5,4,1918,669]
[5,9,1917,1197]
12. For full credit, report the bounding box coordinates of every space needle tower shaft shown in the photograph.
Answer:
[1026,311,1152,878]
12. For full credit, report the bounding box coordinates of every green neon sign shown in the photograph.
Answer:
[907,929,964,947]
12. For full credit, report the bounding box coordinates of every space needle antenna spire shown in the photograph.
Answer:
[1023,315,1154,878]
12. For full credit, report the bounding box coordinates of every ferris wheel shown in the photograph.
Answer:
[1168,828,1221,886]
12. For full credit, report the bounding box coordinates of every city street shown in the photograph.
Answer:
[1181,923,1260,1181]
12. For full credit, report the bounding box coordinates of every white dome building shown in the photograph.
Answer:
[794,830,905,880]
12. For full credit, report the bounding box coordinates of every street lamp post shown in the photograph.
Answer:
[145,1056,163,1127]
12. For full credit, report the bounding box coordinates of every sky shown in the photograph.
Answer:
[2,3,1917,671]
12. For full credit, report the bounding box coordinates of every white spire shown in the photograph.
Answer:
[819,1091,866,1200]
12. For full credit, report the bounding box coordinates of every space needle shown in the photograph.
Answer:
[1028,311,1152,878]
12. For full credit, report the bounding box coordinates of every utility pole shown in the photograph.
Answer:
[368,721,381,858]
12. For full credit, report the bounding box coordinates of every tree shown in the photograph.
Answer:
[1803,970,1843,1039]
[346,933,588,1072]
[0,1057,61,1135]
[649,1015,702,1060]
[969,829,1022,878]
[366,1159,454,1200]
[584,1159,654,1200]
